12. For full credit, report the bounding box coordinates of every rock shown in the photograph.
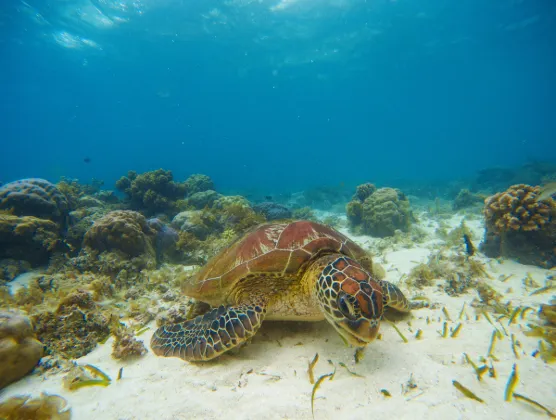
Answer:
[253,202,292,221]
[0,311,44,389]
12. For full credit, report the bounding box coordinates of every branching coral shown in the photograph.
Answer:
[116,169,187,214]
[484,184,555,233]
[482,184,556,268]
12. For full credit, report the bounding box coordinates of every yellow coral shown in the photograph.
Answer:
[484,184,556,233]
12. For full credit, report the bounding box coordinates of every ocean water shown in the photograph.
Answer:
[1,1,556,420]
[2,0,555,194]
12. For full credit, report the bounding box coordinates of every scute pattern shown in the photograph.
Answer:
[185,221,370,299]
[151,303,266,361]
[316,256,383,321]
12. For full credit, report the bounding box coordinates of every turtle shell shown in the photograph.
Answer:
[183,220,373,303]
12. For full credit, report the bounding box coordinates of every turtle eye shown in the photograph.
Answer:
[337,292,360,320]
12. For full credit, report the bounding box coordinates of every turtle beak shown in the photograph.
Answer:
[329,317,380,346]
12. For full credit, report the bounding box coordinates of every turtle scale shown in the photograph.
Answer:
[184,220,372,302]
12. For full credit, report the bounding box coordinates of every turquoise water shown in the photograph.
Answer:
[1,0,555,194]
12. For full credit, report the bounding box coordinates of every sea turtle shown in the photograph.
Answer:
[151,220,412,362]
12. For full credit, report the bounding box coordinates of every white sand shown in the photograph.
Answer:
[3,214,555,420]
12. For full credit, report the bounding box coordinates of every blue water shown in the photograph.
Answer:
[1,0,555,194]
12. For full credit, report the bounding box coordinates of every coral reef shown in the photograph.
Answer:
[0,214,65,266]
[0,393,71,420]
[112,325,147,360]
[253,201,292,221]
[482,184,556,268]
[346,184,411,237]
[184,190,221,209]
[116,169,187,214]
[452,189,483,211]
[184,174,214,195]
[292,206,317,221]
[83,210,156,258]
[0,311,44,389]
[0,178,69,226]
[355,183,376,201]
[32,289,111,359]
[0,259,32,284]
[147,218,180,264]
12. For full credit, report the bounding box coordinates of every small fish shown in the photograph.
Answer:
[463,234,475,256]
[537,182,556,202]
[264,195,273,201]
[83,157,92,163]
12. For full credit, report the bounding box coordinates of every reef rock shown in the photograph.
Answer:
[83,210,155,258]
[184,173,214,195]
[0,214,64,265]
[452,189,483,211]
[0,178,69,225]
[253,202,292,221]
[346,184,411,237]
[481,184,556,268]
[0,311,44,389]
[185,190,221,209]
[33,289,111,359]
[116,169,186,214]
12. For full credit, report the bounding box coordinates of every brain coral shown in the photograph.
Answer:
[0,178,69,225]
[362,188,411,237]
[83,210,155,258]
[484,184,555,233]
[0,311,44,389]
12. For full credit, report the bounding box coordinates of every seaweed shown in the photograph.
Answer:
[511,334,520,359]
[307,353,319,384]
[504,363,519,402]
[452,380,485,403]
[530,285,556,296]
[450,323,463,338]
[457,302,467,320]
[415,329,423,340]
[437,322,448,338]
[386,319,408,343]
[338,362,364,378]
[311,371,335,419]
[463,353,488,381]
[513,393,556,418]
[442,307,452,321]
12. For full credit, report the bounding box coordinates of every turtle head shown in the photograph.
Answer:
[312,255,384,346]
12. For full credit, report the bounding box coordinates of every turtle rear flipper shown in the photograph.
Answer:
[151,303,266,362]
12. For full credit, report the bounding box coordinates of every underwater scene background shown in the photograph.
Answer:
[1,0,556,419]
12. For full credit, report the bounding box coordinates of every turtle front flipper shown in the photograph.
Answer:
[379,280,411,313]
[151,303,266,362]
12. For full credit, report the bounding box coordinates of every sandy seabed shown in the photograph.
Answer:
[3,214,555,420]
